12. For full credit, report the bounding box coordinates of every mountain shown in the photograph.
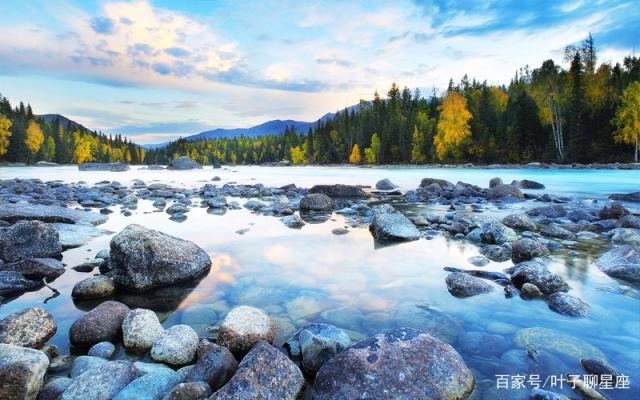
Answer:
[37,114,90,132]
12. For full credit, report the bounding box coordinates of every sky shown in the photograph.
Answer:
[0,0,637,144]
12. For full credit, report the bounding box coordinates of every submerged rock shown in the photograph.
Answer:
[0,203,107,225]
[0,343,49,400]
[313,327,475,400]
[369,204,420,242]
[546,292,589,317]
[109,224,211,291]
[78,162,129,172]
[281,214,305,229]
[445,272,494,298]
[167,156,202,170]
[309,184,366,198]
[217,306,276,356]
[60,361,141,400]
[514,327,604,360]
[69,301,130,347]
[595,245,640,284]
[150,325,199,366]
[0,220,62,262]
[71,276,115,300]
[0,307,56,349]
[209,341,304,400]
[284,323,351,375]
[509,261,569,295]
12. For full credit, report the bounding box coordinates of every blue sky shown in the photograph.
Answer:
[0,0,637,144]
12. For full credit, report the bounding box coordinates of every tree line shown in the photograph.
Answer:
[146,35,640,166]
[0,97,144,165]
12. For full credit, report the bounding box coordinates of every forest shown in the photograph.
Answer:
[145,36,640,166]
[0,98,144,165]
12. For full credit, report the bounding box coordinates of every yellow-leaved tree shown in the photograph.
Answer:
[0,113,12,156]
[24,120,44,161]
[613,81,640,162]
[290,146,306,165]
[433,91,472,160]
[349,144,361,164]
[74,136,94,164]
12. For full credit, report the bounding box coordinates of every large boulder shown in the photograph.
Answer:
[0,220,62,262]
[183,343,238,391]
[481,221,517,245]
[122,308,165,354]
[445,272,494,298]
[167,156,202,170]
[309,184,366,198]
[514,179,545,189]
[608,191,640,202]
[0,258,64,281]
[420,178,455,191]
[0,203,107,225]
[284,323,351,375]
[0,344,49,400]
[0,271,41,296]
[60,361,141,400]
[109,224,211,291]
[69,301,130,347]
[112,369,182,400]
[0,307,56,349]
[71,276,115,300]
[209,341,304,400]
[299,193,333,212]
[508,261,569,295]
[313,327,475,400]
[150,325,199,366]
[217,306,276,356]
[78,162,129,172]
[595,245,640,284]
[375,178,397,190]
[511,239,550,263]
[502,214,537,231]
[486,184,524,199]
[369,204,420,242]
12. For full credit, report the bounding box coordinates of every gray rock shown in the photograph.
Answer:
[375,178,396,190]
[489,177,503,188]
[60,361,141,400]
[37,377,72,400]
[420,178,455,190]
[71,258,104,272]
[509,261,569,295]
[515,179,545,189]
[281,215,305,229]
[331,227,349,235]
[487,184,524,199]
[0,307,56,349]
[617,214,640,229]
[122,308,165,354]
[599,203,629,219]
[53,222,112,249]
[1,258,64,280]
[468,255,490,267]
[369,204,420,242]
[608,191,640,202]
[595,245,640,284]
[71,276,115,299]
[162,382,211,400]
[132,361,173,376]
[70,355,108,378]
[78,162,129,172]
[546,292,589,317]
[299,193,333,212]
[445,272,494,298]
[205,196,227,209]
[0,203,107,225]
[480,244,511,262]
[69,301,130,347]
[511,239,550,263]
[313,328,475,400]
[0,343,49,400]
[151,325,199,366]
[113,368,182,400]
[482,221,517,245]
[209,341,304,400]
[609,228,640,244]
[88,341,115,359]
[284,323,351,375]
[520,282,543,298]
[502,214,537,231]
[514,327,604,360]
[530,388,571,400]
[580,358,620,378]
[218,306,276,356]
[309,184,366,198]
[243,199,265,211]
[183,343,237,391]
[0,271,41,296]
[109,224,211,291]
[527,205,567,218]
[166,203,189,215]
[167,156,202,170]
[0,220,62,262]
[541,224,575,240]
[566,209,597,223]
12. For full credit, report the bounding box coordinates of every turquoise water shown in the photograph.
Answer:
[0,166,639,399]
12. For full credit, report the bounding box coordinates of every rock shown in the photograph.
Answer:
[502,214,537,231]
[514,327,604,359]
[598,203,629,219]
[445,272,494,298]
[132,361,173,376]
[167,156,202,170]
[205,196,227,209]
[567,375,608,400]
[38,377,72,400]
[489,177,503,188]
[0,220,62,262]
[509,261,569,295]
[113,369,182,400]
[299,193,333,212]
[88,342,115,359]
[331,227,349,235]
[0,203,107,225]
[541,224,575,240]
[608,191,640,202]
[580,358,620,378]
[458,331,509,356]
[515,179,545,189]
[468,255,490,267]
[166,203,188,215]
[309,184,366,198]
[526,205,567,218]
[610,228,640,244]
[60,361,141,400]
[71,276,115,300]
[0,343,49,400]
[566,209,597,223]
[480,245,512,262]
[546,292,589,317]
[162,382,212,400]
[487,184,524,199]
[109,224,211,291]
[369,204,420,242]
[313,327,475,400]
[482,221,517,245]
[54,223,111,248]
[218,306,276,356]
[1,258,64,280]
[595,245,640,284]
[72,258,104,272]
[281,214,305,229]
[35,161,58,167]
[69,355,108,378]
[78,162,129,172]
[530,388,571,400]
[284,323,351,376]
[209,341,304,400]
[420,178,455,190]
[121,309,165,354]
[375,179,396,190]
[617,214,640,229]
[520,282,543,298]
[511,239,550,263]
[0,307,57,349]
[0,271,41,296]
[183,343,238,391]
[69,301,130,347]
[150,325,199,366]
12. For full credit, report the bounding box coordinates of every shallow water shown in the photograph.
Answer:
[1,166,639,399]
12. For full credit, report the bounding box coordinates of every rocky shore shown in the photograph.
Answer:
[0,157,638,399]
